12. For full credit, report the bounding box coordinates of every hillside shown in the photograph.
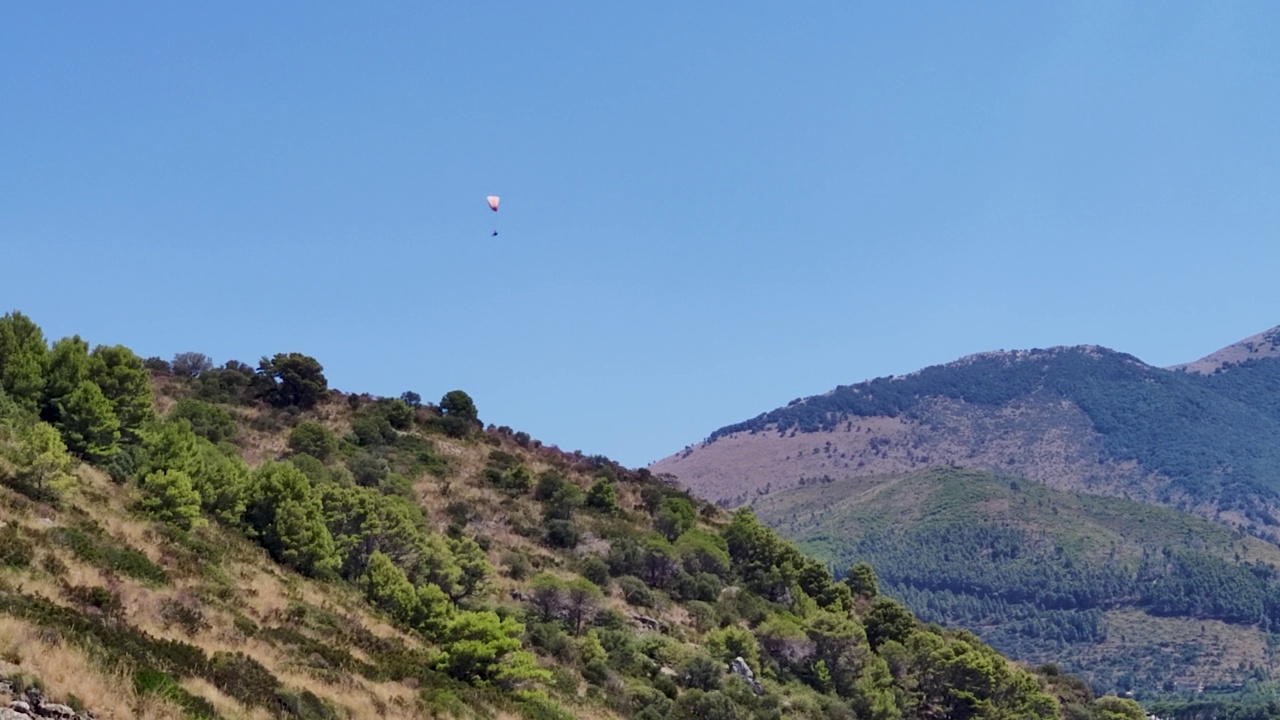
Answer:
[0,310,1143,720]
[1169,326,1280,375]
[652,335,1280,539]
[752,467,1280,696]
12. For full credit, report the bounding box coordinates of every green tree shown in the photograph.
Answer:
[142,419,203,478]
[245,461,340,578]
[675,529,732,578]
[1093,696,1145,720]
[528,573,566,623]
[0,415,77,501]
[655,497,696,541]
[169,399,236,443]
[440,390,478,423]
[138,469,204,530]
[192,440,250,526]
[361,551,427,626]
[846,562,879,599]
[564,577,604,636]
[381,398,414,430]
[41,336,91,427]
[88,344,156,443]
[433,610,542,688]
[706,625,761,671]
[448,534,494,601]
[864,597,916,650]
[585,477,622,514]
[254,353,328,409]
[849,654,900,720]
[288,421,338,461]
[59,380,121,462]
[0,311,48,413]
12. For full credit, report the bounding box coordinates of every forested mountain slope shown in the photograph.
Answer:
[753,468,1280,699]
[0,311,1141,719]
[653,334,1280,539]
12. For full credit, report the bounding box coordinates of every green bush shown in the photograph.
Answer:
[616,576,655,608]
[0,525,33,567]
[208,650,281,708]
[48,524,169,584]
[170,399,237,443]
[288,422,338,461]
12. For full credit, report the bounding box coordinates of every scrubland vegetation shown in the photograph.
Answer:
[1,311,1152,718]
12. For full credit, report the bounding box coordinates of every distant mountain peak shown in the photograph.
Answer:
[1169,325,1280,374]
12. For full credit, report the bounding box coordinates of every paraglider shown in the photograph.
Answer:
[486,195,500,236]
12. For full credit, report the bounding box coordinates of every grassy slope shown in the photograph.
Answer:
[0,368,1100,720]
[753,468,1280,692]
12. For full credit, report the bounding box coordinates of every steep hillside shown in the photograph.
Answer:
[752,467,1280,696]
[652,339,1280,538]
[1170,326,1280,375]
[0,311,1139,720]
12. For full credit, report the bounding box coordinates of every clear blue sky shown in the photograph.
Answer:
[3,3,1278,467]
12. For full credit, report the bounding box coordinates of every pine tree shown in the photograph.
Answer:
[59,380,121,462]
[0,311,49,414]
[139,469,204,530]
[245,461,339,578]
[89,344,156,443]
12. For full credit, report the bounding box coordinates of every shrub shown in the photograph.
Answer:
[0,525,33,567]
[545,519,580,549]
[616,576,655,608]
[208,651,281,708]
[503,551,533,580]
[288,422,338,461]
[578,556,611,588]
[586,478,622,514]
[48,524,168,584]
[170,399,236,443]
[160,596,211,636]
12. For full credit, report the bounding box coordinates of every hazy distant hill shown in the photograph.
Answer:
[752,467,1280,694]
[652,330,1280,539]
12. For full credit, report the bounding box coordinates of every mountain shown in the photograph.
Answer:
[1169,325,1280,375]
[652,332,1280,539]
[650,326,1280,712]
[0,311,1139,720]
[751,467,1280,695]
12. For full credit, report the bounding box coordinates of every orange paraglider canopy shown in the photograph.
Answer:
[486,195,500,212]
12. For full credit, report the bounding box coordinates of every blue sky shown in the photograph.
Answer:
[3,3,1278,467]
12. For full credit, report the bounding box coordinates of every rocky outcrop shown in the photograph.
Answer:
[0,683,96,720]
[729,656,763,695]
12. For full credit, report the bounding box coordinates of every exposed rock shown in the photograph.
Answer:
[22,689,41,710]
[729,656,763,696]
[631,614,660,631]
[2,708,31,720]
[36,703,78,719]
[6,701,30,715]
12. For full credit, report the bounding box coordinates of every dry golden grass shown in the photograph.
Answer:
[177,678,273,720]
[0,616,187,720]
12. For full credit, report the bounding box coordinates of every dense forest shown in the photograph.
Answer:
[755,468,1280,717]
[707,346,1280,521]
[0,311,1152,719]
